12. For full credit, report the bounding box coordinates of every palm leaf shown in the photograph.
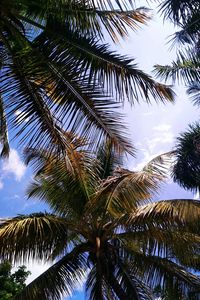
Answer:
[19,0,149,40]
[0,41,71,155]
[87,157,168,217]
[130,199,200,227]
[173,123,200,191]
[187,82,200,106]
[155,52,200,84]
[134,253,200,295]
[86,262,107,300]
[87,254,131,300]
[1,0,175,158]
[141,151,175,178]
[34,26,174,104]
[170,13,200,48]
[15,244,88,300]
[158,0,199,24]
[95,7,150,42]
[116,226,200,269]
[115,258,153,300]
[25,145,100,215]
[2,45,134,155]
[115,238,200,297]
[95,141,124,180]
[0,213,69,263]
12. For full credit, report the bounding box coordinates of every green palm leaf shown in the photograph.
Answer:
[158,0,199,24]
[1,0,175,156]
[188,82,200,106]
[173,123,200,191]
[34,26,174,104]
[19,1,149,40]
[155,52,200,84]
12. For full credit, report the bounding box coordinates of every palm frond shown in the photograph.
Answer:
[0,213,69,263]
[86,262,107,300]
[15,244,88,300]
[27,173,90,217]
[95,141,124,180]
[24,133,96,175]
[115,258,153,300]
[115,238,200,297]
[1,45,71,155]
[141,151,175,178]
[96,7,151,42]
[170,12,200,48]
[187,82,200,106]
[19,0,151,41]
[134,253,200,296]
[34,27,174,104]
[25,145,100,215]
[159,0,200,24]
[87,254,132,300]
[154,52,200,84]
[34,50,134,154]
[117,226,200,250]
[1,0,174,158]
[87,161,166,218]
[129,199,200,227]
[2,45,134,156]
[117,226,200,268]
[173,123,200,191]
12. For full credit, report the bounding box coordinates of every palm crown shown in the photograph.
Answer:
[0,0,175,157]
[1,139,200,299]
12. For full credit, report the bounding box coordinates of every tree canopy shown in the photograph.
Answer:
[0,142,200,299]
[152,0,200,191]
[0,0,175,159]
[0,261,30,300]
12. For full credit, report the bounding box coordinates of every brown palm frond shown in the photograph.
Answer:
[85,166,163,219]
[0,213,70,263]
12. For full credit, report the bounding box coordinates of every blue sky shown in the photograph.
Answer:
[0,3,199,300]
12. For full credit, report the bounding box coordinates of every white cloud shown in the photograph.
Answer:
[131,124,175,183]
[2,149,26,181]
[146,123,174,153]
[134,150,163,171]
[153,124,171,132]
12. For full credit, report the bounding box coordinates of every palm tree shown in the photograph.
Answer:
[153,0,200,89]
[152,1,200,193]
[171,123,200,192]
[155,0,200,49]
[1,140,200,299]
[0,0,175,158]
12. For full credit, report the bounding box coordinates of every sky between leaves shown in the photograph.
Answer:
[0,3,199,300]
